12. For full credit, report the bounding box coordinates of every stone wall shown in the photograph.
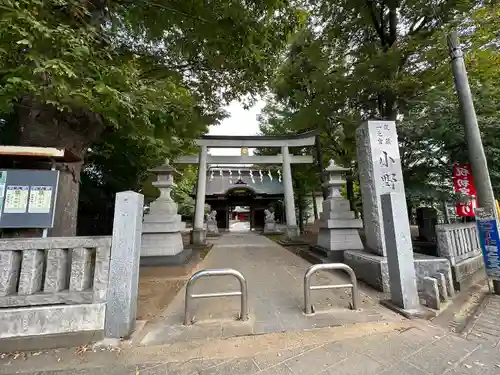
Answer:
[0,237,111,339]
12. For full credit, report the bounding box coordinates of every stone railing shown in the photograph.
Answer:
[0,237,111,339]
[436,223,481,265]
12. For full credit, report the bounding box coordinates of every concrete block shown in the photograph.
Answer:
[344,250,390,292]
[18,250,44,295]
[413,255,452,291]
[433,273,449,301]
[105,191,144,339]
[0,250,22,296]
[437,269,455,297]
[422,277,440,310]
[0,303,105,339]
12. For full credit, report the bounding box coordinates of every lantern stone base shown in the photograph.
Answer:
[316,227,364,261]
[140,248,193,267]
[141,225,188,266]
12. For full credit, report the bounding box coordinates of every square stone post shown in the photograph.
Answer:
[381,192,430,318]
[356,120,405,256]
[281,145,299,239]
[105,191,144,339]
[192,145,208,245]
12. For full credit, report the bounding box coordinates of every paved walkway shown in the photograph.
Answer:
[3,320,500,374]
[465,294,500,344]
[139,232,400,346]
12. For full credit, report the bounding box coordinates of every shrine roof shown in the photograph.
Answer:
[203,174,284,196]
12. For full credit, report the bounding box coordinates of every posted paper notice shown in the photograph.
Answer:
[4,186,29,213]
[28,186,53,214]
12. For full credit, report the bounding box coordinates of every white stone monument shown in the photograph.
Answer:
[206,210,219,236]
[141,162,189,266]
[264,209,277,233]
[316,160,363,261]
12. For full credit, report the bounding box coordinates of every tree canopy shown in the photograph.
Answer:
[259,1,500,211]
[1,0,303,154]
[0,0,303,234]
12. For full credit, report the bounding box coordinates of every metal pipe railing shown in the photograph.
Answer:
[304,263,359,315]
[184,268,248,325]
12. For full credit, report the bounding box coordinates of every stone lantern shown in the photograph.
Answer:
[141,161,189,266]
[315,160,363,261]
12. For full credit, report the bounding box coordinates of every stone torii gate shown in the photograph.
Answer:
[175,131,318,245]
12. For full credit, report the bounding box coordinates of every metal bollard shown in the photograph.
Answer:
[304,263,359,314]
[184,268,248,325]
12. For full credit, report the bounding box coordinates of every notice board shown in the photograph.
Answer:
[0,169,59,228]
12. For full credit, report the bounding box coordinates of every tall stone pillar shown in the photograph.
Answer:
[281,145,299,239]
[344,120,409,292]
[192,146,208,245]
[141,163,189,265]
[355,120,405,256]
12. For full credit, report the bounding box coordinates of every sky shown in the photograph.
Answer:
[207,100,265,156]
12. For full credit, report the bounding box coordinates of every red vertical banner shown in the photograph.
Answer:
[453,164,477,217]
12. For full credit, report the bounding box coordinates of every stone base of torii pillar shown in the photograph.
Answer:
[315,160,363,262]
[141,163,191,266]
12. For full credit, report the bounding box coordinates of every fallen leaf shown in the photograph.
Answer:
[463,364,472,369]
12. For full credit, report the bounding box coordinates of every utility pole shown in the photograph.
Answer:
[447,32,500,294]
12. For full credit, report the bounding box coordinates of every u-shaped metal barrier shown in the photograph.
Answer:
[304,263,359,314]
[184,268,248,325]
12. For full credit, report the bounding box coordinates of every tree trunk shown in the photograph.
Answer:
[17,99,104,236]
[298,200,304,233]
[312,191,318,220]
[346,174,359,218]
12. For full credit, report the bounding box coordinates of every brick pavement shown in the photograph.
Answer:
[140,232,400,346]
[2,320,500,375]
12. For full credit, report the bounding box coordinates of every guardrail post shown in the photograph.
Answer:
[184,268,248,325]
[303,263,359,315]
